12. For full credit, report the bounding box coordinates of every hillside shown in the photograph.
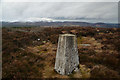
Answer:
[2,26,120,79]
[2,21,119,28]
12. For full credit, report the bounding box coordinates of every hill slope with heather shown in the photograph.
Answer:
[2,26,120,78]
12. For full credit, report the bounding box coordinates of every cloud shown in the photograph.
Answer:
[2,2,118,23]
[25,17,54,22]
[2,0,120,2]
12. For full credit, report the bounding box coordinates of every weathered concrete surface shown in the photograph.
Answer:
[55,34,79,75]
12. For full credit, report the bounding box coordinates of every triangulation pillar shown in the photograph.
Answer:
[55,34,79,75]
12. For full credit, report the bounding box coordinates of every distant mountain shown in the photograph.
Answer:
[1,21,119,28]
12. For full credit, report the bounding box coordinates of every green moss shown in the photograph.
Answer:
[79,64,91,78]
[77,37,83,44]
[36,45,43,49]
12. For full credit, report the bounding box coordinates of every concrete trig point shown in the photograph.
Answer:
[55,34,79,75]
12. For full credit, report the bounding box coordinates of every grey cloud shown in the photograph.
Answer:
[2,2,118,23]
[2,0,120,2]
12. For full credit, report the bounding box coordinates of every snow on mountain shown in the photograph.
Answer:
[25,17,54,22]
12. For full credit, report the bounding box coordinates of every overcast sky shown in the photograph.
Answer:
[1,0,119,23]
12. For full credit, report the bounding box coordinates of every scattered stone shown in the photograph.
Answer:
[37,38,40,41]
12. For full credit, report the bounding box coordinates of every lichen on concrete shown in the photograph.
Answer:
[55,34,79,75]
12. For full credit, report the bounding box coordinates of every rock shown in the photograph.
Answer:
[74,67,79,72]
[37,38,40,41]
